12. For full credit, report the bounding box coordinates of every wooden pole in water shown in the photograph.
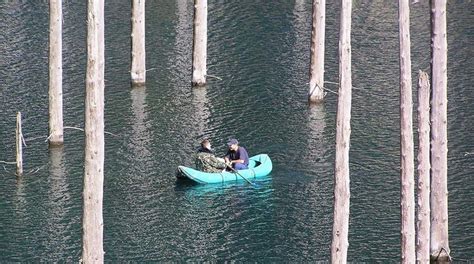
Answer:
[398,0,415,262]
[192,0,207,86]
[308,0,325,103]
[48,0,64,146]
[83,0,105,262]
[16,112,23,176]
[131,0,146,86]
[416,70,430,264]
[331,0,351,262]
[430,0,450,262]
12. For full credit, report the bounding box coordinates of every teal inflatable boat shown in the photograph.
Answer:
[177,154,272,184]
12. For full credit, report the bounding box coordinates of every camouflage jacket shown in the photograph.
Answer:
[195,151,226,173]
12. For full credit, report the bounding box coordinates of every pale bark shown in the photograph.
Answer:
[416,70,430,264]
[83,0,105,263]
[430,0,450,262]
[398,0,415,263]
[308,0,326,103]
[331,0,351,262]
[192,0,207,86]
[16,112,23,176]
[131,0,146,86]
[49,0,64,146]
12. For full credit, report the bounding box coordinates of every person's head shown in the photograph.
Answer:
[201,139,211,150]
[227,138,239,151]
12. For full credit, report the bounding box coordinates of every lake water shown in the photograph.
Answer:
[0,0,473,262]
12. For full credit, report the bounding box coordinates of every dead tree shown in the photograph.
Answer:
[49,0,64,146]
[16,112,23,176]
[430,0,450,262]
[192,0,207,86]
[83,0,105,262]
[398,0,415,262]
[131,0,146,86]
[416,70,430,263]
[331,0,352,262]
[308,0,326,103]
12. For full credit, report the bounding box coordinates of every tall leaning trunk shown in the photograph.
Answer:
[331,0,351,262]
[131,0,146,86]
[398,0,415,263]
[192,0,207,86]
[416,70,431,263]
[83,0,105,263]
[308,0,325,103]
[430,0,450,262]
[49,0,64,146]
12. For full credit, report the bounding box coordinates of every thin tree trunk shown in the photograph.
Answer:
[331,0,351,262]
[16,112,23,176]
[308,0,325,103]
[49,0,64,146]
[83,0,105,262]
[430,0,450,262]
[192,0,207,86]
[131,0,146,86]
[398,0,415,262]
[416,70,430,264]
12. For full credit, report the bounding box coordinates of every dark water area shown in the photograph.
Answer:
[1,0,473,262]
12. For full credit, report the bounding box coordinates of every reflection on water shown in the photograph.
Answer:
[191,87,210,141]
[130,86,153,161]
[43,147,71,258]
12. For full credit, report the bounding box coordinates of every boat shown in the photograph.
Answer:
[177,154,272,184]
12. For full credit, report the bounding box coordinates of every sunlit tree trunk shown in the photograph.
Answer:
[192,0,207,86]
[308,0,325,103]
[131,0,146,86]
[16,112,23,176]
[83,0,105,262]
[398,0,415,262]
[430,0,450,262]
[331,0,351,262]
[416,70,430,264]
[49,0,64,146]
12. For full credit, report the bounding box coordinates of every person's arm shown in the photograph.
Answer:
[231,147,248,165]
[209,155,227,169]
[239,147,249,165]
[224,150,231,164]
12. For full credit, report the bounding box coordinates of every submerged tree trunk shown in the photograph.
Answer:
[331,0,351,262]
[192,0,207,86]
[83,0,105,263]
[49,0,64,146]
[308,0,325,103]
[430,0,450,262]
[416,70,431,264]
[398,0,415,263]
[131,0,146,86]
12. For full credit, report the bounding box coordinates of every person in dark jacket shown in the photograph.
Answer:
[224,138,249,170]
[195,139,226,173]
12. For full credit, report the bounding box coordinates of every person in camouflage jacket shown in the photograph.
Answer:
[195,139,227,173]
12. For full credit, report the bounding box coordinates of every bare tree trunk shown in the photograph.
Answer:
[398,0,415,262]
[430,0,450,262]
[131,0,146,86]
[49,0,64,146]
[416,70,430,264]
[192,0,207,86]
[16,112,23,176]
[83,0,105,263]
[331,0,351,262]
[308,0,325,103]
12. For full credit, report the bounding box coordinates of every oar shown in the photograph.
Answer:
[226,164,255,186]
